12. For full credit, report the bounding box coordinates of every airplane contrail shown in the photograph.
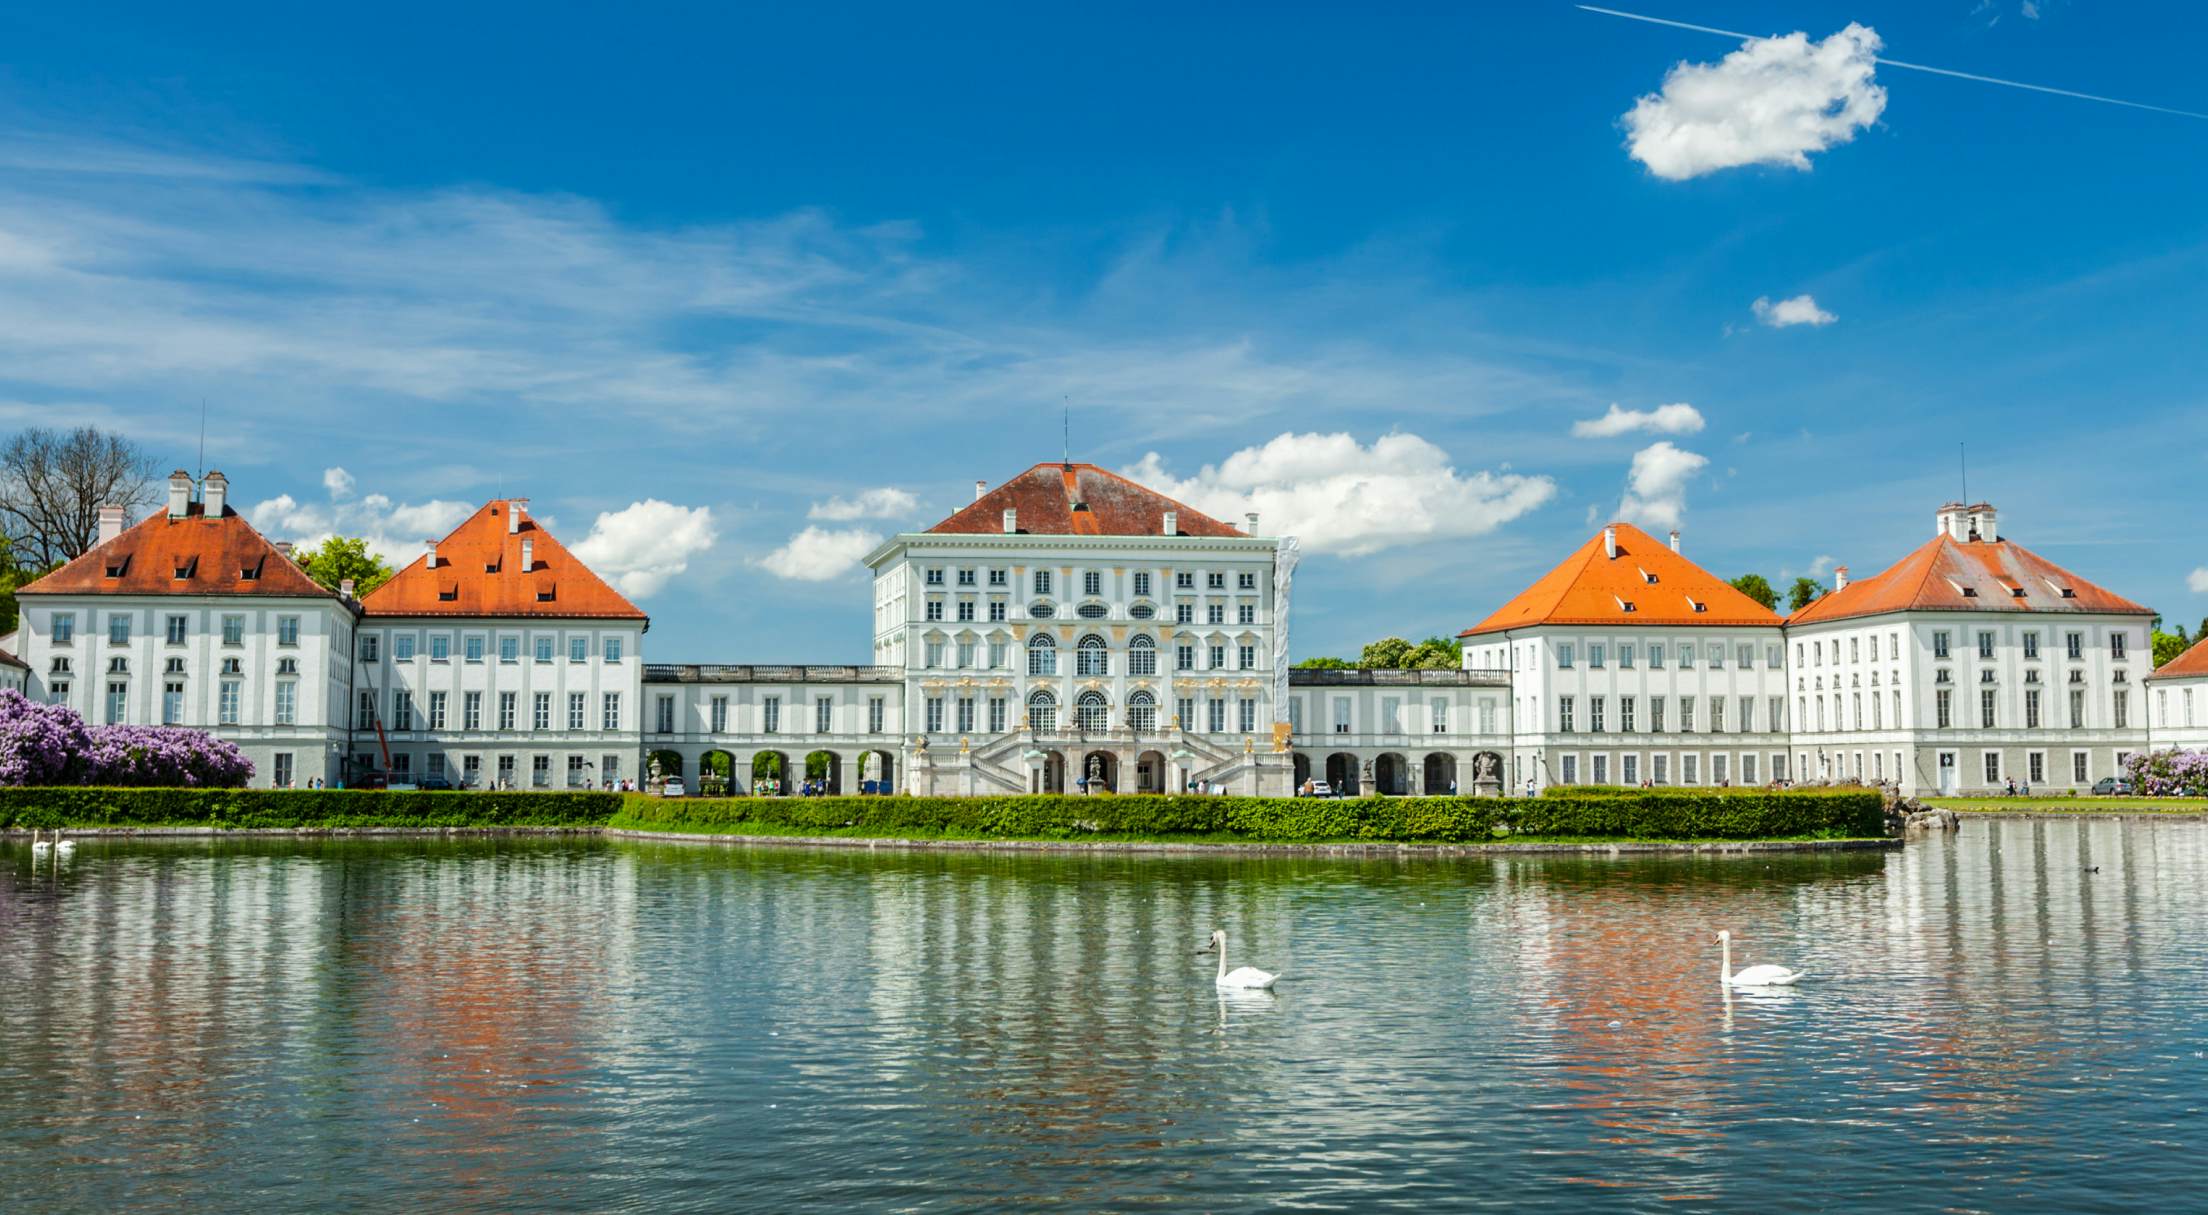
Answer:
[1577,4,2208,122]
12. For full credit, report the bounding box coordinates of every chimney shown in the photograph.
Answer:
[1244,512,1260,535]
[1001,508,1017,534]
[339,577,355,599]
[521,538,535,571]
[166,469,192,519]
[508,499,528,535]
[1936,502,1967,540]
[96,504,126,547]
[1162,510,1178,536]
[424,539,439,569]
[1603,525,1617,559]
[974,479,986,502]
[275,541,293,559]
[1834,565,1849,591]
[1668,529,1680,554]
[202,470,228,517]
[1972,504,1998,543]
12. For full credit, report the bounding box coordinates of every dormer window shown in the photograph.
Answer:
[1638,568,1657,585]
[2009,586,2026,598]
[484,561,501,574]
[173,557,197,580]
[438,585,459,602]
[536,586,557,602]
[1614,595,1637,613]
[1685,596,1707,613]
[239,558,262,581]
[104,555,129,578]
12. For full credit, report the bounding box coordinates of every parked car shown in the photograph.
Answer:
[351,771,389,791]
[658,776,687,797]
[416,776,454,791]
[2091,777,2134,796]
[1304,780,1335,798]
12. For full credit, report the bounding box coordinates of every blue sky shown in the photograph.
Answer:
[2,1,2204,658]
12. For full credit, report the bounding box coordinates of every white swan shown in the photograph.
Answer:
[53,830,75,855]
[29,828,52,854]
[1200,929,1277,990]
[1717,930,1802,987]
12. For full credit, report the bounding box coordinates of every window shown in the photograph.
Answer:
[1707,643,1724,668]
[108,656,130,674]
[655,696,675,734]
[536,636,554,663]
[925,567,945,587]
[165,615,187,645]
[1208,644,1225,670]
[53,613,75,644]
[1206,604,1225,625]
[274,681,296,726]
[1978,688,1995,729]
[1561,755,1578,785]
[1984,752,2002,784]
[275,658,296,675]
[358,633,380,662]
[1589,696,1605,732]
[1333,697,1351,734]
[2113,689,2129,729]
[569,693,586,730]
[2066,632,2084,661]
[1681,754,1699,785]
[278,615,300,647]
[1648,643,1664,669]
[1231,603,1253,626]
[1652,697,1667,733]
[358,689,379,728]
[1433,703,1449,734]
[1740,697,1755,733]
[989,641,1007,669]
[1767,645,1783,668]
[988,568,1007,587]
[2073,751,2089,783]
[570,637,588,663]
[1933,631,1951,660]
[532,755,551,788]
[2025,689,2041,728]
[1129,635,1157,675]
[1710,697,1726,732]
[568,755,588,788]
[2069,689,2085,729]
[925,601,944,622]
[988,696,1006,733]
[2029,752,2045,784]
[499,636,519,663]
[817,696,835,734]
[1738,644,1754,668]
[924,641,943,668]
[1622,754,1639,785]
[1239,698,1257,732]
[534,692,551,730]
[989,601,1007,623]
[1619,644,1635,669]
[1679,644,1695,669]
[1076,691,1108,732]
[1133,572,1151,597]
[956,696,974,733]
[1028,634,1057,675]
[161,681,184,724]
[2111,633,2128,661]
[108,616,131,645]
[1589,643,1606,669]
[1238,572,1256,590]
[1083,570,1103,596]
[429,691,448,729]
[1028,690,1056,732]
[464,691,483,731]
[606,640,623,665]
[430,635,451,662]
[865,696,885,734]
[957,567,976,587]
[1238,644,1256,670]
[2022,632,2040,660]
[219,681,240,725]
[708,696,728,733]
[1175,604,1194,625]
[1937,689,1953,728]
[1559,696,1575,733]
[1680,698,1696,732]
[1621,696,1636,732]
[1207,698,1226,733]
[1207,572,1226,590]
[393,634,415,661]
[394,692,414,731]
[956,641,975,669]
[602,693,621,731]
[1030,602,1055,620]
[1034,570,1052,595]
[1175,571,1195,590]
[495,691,514,730]
[1129,691,1157,732]
[1557,643,1575,669]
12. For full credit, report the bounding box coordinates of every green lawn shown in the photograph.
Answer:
[606,815,1884,848]
[1925,796,2208,814]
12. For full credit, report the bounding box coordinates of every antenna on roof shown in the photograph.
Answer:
[196,398,208,488]
[1959,442,1968,507]
[1062,396,1070,468]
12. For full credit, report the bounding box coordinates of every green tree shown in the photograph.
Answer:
[1294,655,1354,670]
[1729,573,1778,611]
[1358,636,1418,669]
[2154,629,2191,669]
[298,535,395,597]
[1786,576,1826,612]
[1408,635,1463,669]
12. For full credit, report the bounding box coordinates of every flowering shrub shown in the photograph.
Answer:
[2125,749,2208,798]
[0,688,253,787]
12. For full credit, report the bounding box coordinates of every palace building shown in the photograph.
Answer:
[3,466,2167,799]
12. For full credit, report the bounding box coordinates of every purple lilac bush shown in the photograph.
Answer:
[2124,749,2208,798]
[0,688,253,787]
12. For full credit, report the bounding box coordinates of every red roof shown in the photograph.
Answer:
[2153,635,2208,681]
[20,503,335,600]
[1460,523,1782,636]
[361,501,646,621]
[0,647,25,671]
[1787,533,2152,626]
[928,463,1245,538]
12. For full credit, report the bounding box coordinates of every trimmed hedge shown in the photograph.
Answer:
[614,788,1885,842]
[0,787,621,830]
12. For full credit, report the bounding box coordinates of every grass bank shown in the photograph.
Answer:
[0,787,619,830]
[1925,796,2208,815]
[610,787,1887,845]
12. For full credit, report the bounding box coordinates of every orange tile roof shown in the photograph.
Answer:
[1459,523,1782,636]
[2152,635,2208,681]
[928,463,1246,538]
[20,503,336,600]
[1787,532,2152,627]
[0,646,25,670]
[360,501,646,621]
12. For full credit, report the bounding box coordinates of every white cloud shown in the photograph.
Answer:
[807,487,918,522]
[1623,24,1886,180]
[245,471,473,569]
[1807,554,1836,577]
[760,525,883,581]
[1121,431,1554,557]
[1617,441,1709,531]
[1571,402,1705,438]
[2189,567,2208,593]
[570,500,718,598]
[1753,293,1838,327]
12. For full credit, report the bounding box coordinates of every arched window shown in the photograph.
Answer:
[1128,690,1157,733]
[1028,688,1058,732]
[1128,635,1157,676]
[1028,634,1057,676]
[1076,634,1108,677]
[1076,690,1110,732]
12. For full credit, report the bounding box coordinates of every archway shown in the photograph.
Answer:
[1374,753,1410,796]
[857,749,897,794]
[1137,749,1168,794]
[1423,752,1457,796]
[752,750,789,796]
[804,750,842,794]
[1034,750,1067,793]
[1293,752,1312,791]
[1326,752,1360,795]
[698,749,737,797]
[1075,690,1110,733]
[1078,750,1118,793]
[646,749,684,790]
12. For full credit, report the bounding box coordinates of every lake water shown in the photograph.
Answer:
[3,822,2204,1213]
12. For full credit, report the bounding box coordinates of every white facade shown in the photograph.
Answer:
[1465,625,1791,792]
[640,664,906,793]
[19,592,356,787]
[1283,669,1513,794]
[2148,672,2208,753]
[353,616,645,788]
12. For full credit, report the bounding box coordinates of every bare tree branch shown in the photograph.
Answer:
[0,427,160,566]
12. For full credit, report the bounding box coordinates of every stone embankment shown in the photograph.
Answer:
[1883,791,1961,835]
